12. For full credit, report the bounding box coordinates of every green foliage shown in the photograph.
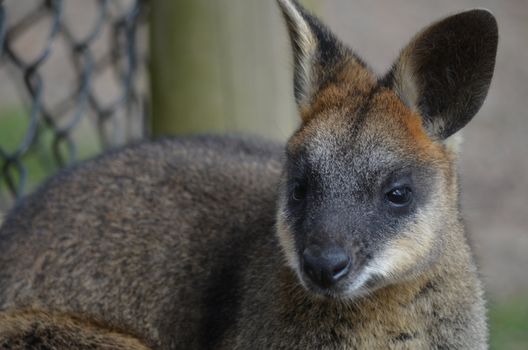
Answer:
[0,108,54,206]
[0,107,101,207]
[489,296,528,350]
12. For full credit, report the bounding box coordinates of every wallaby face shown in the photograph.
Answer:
[276,0,497,299]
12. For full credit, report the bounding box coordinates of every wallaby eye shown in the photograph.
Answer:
[292,180,307,202]
[385,186,413,207]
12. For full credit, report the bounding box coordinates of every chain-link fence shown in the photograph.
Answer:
[0,0,149,212]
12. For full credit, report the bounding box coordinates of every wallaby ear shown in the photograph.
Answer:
[387,9,498,140]
[277,0,357,113]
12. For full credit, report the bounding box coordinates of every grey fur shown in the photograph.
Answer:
[0,1,497,349]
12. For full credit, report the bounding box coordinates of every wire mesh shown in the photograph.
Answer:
[0,0,149,211]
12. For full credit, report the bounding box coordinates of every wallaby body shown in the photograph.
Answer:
[0,1,497,349]
[0,137,485,349]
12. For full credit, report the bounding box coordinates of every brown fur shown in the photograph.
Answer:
[0,1,497,349]
[300,58,376,122]
[0,309,151,349]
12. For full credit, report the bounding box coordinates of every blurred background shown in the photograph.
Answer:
[0,0,526,348]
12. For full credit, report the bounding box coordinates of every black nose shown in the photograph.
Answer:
[302,246,351,289]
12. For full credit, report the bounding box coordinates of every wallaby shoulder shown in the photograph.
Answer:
[0,134,283,243]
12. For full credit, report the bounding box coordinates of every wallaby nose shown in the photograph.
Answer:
[302,246,351,289]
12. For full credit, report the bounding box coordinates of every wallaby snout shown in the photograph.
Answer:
[302,245,351,289]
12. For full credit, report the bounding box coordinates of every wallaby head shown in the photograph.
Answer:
[276,0,498,299]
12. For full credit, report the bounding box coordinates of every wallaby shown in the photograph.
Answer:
[0,0,498,349]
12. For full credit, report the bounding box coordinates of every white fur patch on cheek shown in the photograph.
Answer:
[365,212,436,284]
[275,208,300,272]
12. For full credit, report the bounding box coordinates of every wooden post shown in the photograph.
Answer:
[150,0,317,140]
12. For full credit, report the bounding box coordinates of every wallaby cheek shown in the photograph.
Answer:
[368,211,438,284]
[276,207,301,272]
